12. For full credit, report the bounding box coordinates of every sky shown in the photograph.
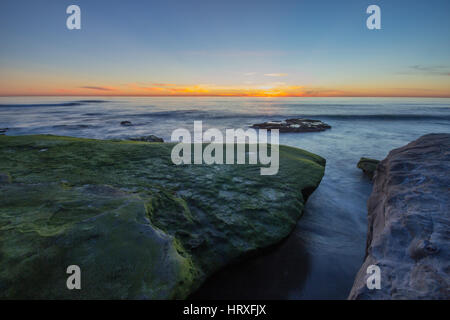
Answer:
[0,0,449,97]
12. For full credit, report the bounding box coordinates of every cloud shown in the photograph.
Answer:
[264,73,288,77]
[133,84,211,95]
[80,86,116,91]
[183,50,286,57]
[151,83,177,87]
[244,72,256,76]
[403,65,450,76]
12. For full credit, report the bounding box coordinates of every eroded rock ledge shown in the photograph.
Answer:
[0,135,325,299]
[349,133,450,299]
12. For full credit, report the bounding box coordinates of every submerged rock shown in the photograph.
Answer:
[128,135,164,143]
[0,134,325,299]
[120,121,133,126]
[357,157,380,179]
[349,133,450,300]
[251,119,331,132]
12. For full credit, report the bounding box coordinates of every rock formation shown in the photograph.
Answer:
[120,121,133,126]
[349,133,450,299]
[128,135,164,143]
[357,157,380,179]
[0,134,325,299]
[251,119,331,132]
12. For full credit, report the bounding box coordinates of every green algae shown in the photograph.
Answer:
[0,135,325,299]
[357,157,380,179]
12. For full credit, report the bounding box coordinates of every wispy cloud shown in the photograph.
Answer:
[399,65,450,76]
[151,83,177,87]
[15,78,448,97]
[183,50,286,57]
[80,86,116,91]
[264,73,288,77]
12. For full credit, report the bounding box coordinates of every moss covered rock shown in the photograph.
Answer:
[357,157,380,179]
[0,135,325,299]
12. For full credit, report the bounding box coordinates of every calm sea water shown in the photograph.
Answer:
[1,96,449,299]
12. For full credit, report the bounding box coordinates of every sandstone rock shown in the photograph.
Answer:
[349,133,450,300]
[357,157,380,179]
[251,119,331,132]
[0,134,325,299]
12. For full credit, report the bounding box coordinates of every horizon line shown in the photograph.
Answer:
[1,94,450,98]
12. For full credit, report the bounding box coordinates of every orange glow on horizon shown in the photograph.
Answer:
[1,83,449,98]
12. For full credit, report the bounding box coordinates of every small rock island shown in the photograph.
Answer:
[128,135,164,143]
[251,119,331,132]
[357,157,380,179]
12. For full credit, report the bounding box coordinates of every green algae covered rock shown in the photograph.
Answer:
[0,135,325,299]
[357,157,380,179]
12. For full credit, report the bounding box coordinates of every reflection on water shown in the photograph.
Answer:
[1,96,449,299]
[190,230,311,300]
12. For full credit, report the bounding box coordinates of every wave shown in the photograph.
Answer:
[0,102,83,107]
[83,113,105,116]
[305,114,450,121]
[72,100,108,104]
[0,100,109,108]
[118,109,450,121]
[52,124,94,129]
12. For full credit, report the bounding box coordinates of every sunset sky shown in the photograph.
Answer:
[0,0,449,97]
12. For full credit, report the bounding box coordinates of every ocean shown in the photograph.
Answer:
[1,96,449,299]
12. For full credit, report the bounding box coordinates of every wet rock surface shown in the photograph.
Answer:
[0,134,325,299]
[120,121,133,126]
[128,135,164,143]
[357,157,380,180]
[349,133,450,299]
[251,119,331,132]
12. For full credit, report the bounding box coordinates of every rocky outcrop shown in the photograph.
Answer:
[0,135,325,299]
[120,121,133,126]
[357,157,380,179]
[251,119,331,132]
[349,134,450,299]
[128,135,164,143]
